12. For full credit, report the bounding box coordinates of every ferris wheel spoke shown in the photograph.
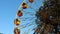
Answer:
[34,1,39,8]
[29,6,37,11]
[20,22,36,29]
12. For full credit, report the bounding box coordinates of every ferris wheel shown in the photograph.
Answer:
[13,0,44,34]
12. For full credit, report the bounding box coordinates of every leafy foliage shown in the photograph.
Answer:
[34,0,60,34]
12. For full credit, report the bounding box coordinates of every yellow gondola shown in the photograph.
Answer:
[21,2,28,9]
[14,18,20,26]
[14,27,20,34]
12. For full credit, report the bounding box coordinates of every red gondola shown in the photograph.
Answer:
[29,0,34,3]
[17,10,23,17]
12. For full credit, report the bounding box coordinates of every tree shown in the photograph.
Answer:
[34,0,60,34]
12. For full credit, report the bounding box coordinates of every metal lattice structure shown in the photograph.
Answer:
[14,0,44,34]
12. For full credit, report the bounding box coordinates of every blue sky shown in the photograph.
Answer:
[0,0,43,34]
